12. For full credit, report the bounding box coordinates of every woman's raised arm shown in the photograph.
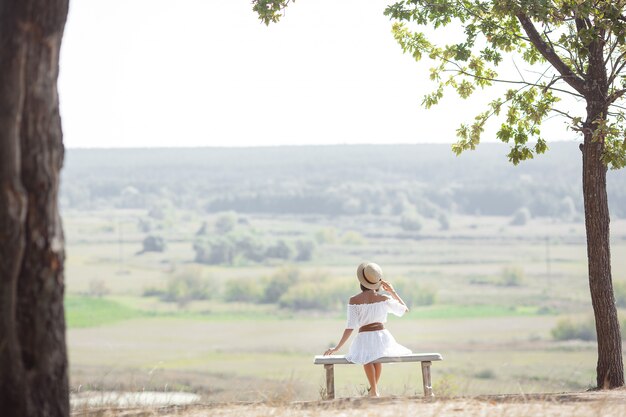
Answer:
[381,280,409,312]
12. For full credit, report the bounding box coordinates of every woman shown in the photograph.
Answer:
[323,262,411,397]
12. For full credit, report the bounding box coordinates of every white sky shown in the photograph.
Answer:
[58,0,579,148]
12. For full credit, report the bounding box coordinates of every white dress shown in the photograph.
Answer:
[344,296,412,364]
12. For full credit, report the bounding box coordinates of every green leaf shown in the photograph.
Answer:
[383,1,626,169]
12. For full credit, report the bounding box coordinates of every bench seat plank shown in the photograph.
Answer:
[313,353,443,365]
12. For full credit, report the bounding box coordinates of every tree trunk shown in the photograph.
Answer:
[0,1,70,416]
[0,4,31,415]
[582,105,625,389]
[579,30,625,389]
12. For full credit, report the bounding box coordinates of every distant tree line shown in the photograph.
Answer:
[60,145,626,219]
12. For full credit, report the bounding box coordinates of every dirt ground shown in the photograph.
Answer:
[72,389,626,417]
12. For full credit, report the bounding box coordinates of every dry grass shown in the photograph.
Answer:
[69,367,308,403]
[68,315,600,399]
[70,389,626,417]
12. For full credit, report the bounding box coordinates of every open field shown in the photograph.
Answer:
[63,208,626,404]
[68,314,600,400]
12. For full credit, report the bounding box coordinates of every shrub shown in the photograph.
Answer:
[148,201,172,221]
[261,266,302,303]
[295,239,315,261]
[341,231,364,245]
[278,279,352,310]
[614,281,626,308]
[552,318,626,341]
[265,240,293,260]
[278,283,328,310]
[392,279,437,307]
[162,267,211,307]
[510,207,531,226]
[142,286,165,297]
[474,369,496,379]
[193,237,236,265]
[194,234,300,265]
[400,211,423,232]
[148,205,166,220]
[315,227,337,244]
[232,233,266,262]
[215,212,236,234]
[551,318,596,341]
[139,235,166,253]
[88,279,109,298]
[499,266,524,287]
[224,278,262,303]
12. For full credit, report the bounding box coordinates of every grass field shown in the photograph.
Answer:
[63,209,626,402]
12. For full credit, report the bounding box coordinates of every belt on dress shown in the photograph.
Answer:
[359,322,384,333]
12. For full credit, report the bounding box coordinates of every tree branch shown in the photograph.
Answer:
[609,102,626,111]
[427,47,584,99]
[608,51,626,86]
[550,107,579,121]
[440,67,583,99]
[517,13,586,94]
[607,88,626,104]
[605,39,617,69]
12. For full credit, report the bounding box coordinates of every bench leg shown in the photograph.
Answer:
[324,364,335,399]
[421,361,434,397]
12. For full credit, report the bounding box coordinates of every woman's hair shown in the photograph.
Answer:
[360,284,377,292]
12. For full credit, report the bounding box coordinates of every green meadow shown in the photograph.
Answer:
[60,145,626,401]
[63,209,626,401]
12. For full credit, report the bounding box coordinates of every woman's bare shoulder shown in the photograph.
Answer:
[349,293,364,305]
[349,292,388,305]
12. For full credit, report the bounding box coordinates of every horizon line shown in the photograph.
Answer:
[65,140,580,151]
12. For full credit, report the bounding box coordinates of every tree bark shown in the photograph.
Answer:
[0,3,31,415]
[582,33,625,387]
[582,121,625,389]
[0,1,70,416]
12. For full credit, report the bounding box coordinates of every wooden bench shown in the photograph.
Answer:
[313,353,443,399]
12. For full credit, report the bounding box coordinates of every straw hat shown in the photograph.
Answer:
[357,262,383,290]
